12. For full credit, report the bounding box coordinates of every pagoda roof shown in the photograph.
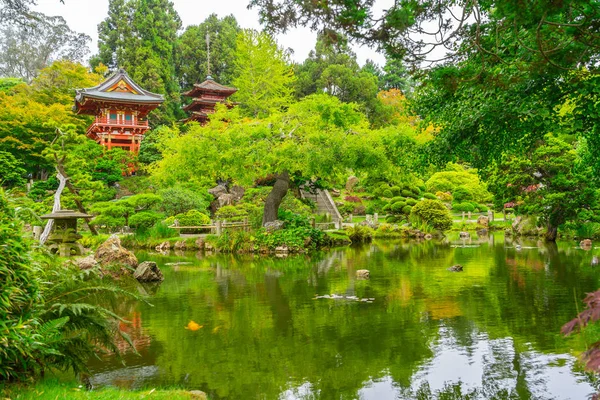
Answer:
[74,69,164,113]
[41,209,93,220]
[182,76,237,97]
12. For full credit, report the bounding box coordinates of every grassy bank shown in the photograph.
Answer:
[1,379,200,400]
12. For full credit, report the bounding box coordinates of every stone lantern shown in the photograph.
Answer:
[40,210,92,256]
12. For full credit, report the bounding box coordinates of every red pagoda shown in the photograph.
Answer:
[182,75,237,124]
[73,69,164,153]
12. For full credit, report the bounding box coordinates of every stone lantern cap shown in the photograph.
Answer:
[41,210,93,219]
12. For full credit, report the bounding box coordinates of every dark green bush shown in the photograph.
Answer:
[411,199,453,231]
[452,202,475,212]
[390,186,402,196]
[452,186,473,203]
[128,210,164,229]
[382,189,393,198]
[401,189,417,199]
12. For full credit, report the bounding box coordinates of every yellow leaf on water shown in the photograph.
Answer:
[185,321,203,331]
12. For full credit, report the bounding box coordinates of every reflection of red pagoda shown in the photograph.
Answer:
[74,69,164,153]
[182,75,237,124]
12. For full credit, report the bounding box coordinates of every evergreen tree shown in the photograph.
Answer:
[176,14,240,90]
[97,0,182,123]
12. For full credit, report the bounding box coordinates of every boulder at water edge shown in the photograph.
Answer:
[134,261,164,282]
[477,216,489,227]
[95,235,138,268]
[459,231,470,239]
[448,264,463,272]
[581,239,593,249]
[356,269,370,279]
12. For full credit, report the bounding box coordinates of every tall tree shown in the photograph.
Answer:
[0,61,101,176]
[232,29,296,118]
[295,34,379,120]
[97,0,182,122]
[0,12,90,82]
[176,14,240,90]
[150,94,390,223]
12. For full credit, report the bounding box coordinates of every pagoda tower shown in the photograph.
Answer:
[182,76,237,124]
[73,69,164,153]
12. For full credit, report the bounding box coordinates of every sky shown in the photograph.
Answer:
[33,0,393,67]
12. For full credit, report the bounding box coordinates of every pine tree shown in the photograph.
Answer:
[97,0,182,123]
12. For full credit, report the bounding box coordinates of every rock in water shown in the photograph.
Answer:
[134,261,164,282]
[155,241,171,252]
[77,255,98,270]
[448,264,463,272]
[356,269,370,279]
[581,239,593,250]
[477,216,489,227]
[95,235,138,268]
[592,256,599,266]
[459,231,470,239]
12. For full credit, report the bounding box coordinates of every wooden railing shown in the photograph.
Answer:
[169,219,250,236]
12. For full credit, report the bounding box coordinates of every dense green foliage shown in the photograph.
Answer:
[488,135,597,241]
[0,191,133,380]
[410,199,453,231]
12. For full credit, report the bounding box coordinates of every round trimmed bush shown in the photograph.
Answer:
[406,198,418,206]
[391,196,405,204]
[402,205,413,214]
[423,192,437,200]
[452,202,475,212]
[382,189,393,198]
[477,204,489,212]
[390,186,402,196]
[401,189,417,199]
[411,199,453,231]
[391,202,406,212]
[129,211,164,229]
[386,215,398,223]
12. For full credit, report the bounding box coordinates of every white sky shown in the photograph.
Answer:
[33,0,394,67]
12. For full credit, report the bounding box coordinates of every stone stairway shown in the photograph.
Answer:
[300,188,342,229]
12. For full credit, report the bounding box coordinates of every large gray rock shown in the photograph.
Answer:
[459,231,470,239]
[208,184,228,198]
[77,255,98,270]
[217,193,235,207]
[477,216,489,227]
[346,176,359,192]
[264,220,285,232]
[356,269,370,279]
[448,264,463,272]
[95,235,138,268]
[230,185,245,201]
[134,261,164,282]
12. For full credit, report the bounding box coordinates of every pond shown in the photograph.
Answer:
[88,233,600,399]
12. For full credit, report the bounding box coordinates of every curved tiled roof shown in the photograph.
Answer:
[74,69,164,106]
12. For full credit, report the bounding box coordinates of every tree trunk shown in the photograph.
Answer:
[262,171,290,226]
[55,163,98,236]
[40,171,66,245]
[545,223,558,242]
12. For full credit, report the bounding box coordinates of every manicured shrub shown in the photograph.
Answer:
[423,192,437,200]
[128,210,164,229]
[390,186,402,196]
[382,189,393,198]
[436,191,453,201]
[401,189,417,198]
[411,199,453,231]
[402,205,413,214]
[386,215,398,223]
[391,196,405,204]
[165,209,211,225]
[452,202,475,212]
[452,186,473,202]
[476,204,488,212]
[391,201,406,212]
[159,186,210,216]
[214,205,247,221]
[406,198,418,206]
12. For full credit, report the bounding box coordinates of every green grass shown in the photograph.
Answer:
[2,379,197,399]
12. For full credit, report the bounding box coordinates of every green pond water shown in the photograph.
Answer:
[89,233,600,399]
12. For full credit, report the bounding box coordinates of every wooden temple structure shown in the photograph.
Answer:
[73,69,164,153]
[182,75,237,124]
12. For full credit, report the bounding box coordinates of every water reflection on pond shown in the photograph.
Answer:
[89,233,600,399]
